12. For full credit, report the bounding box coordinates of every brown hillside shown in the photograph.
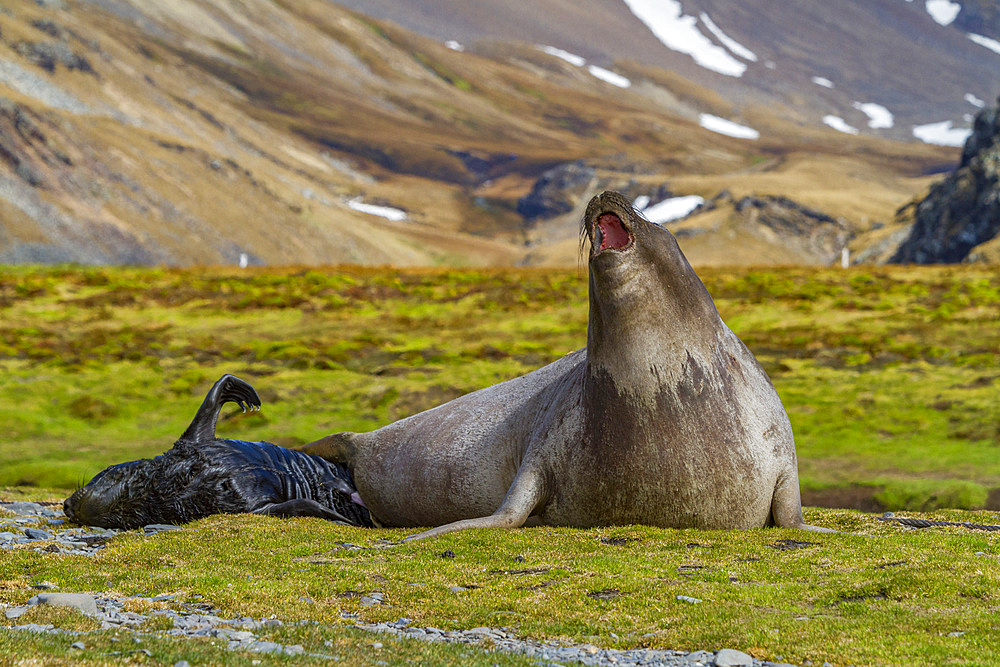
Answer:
[0,0,970,266]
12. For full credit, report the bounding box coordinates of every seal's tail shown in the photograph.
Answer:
[177,374,261,445]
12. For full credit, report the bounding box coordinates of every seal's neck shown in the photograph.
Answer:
[585,250,721,395]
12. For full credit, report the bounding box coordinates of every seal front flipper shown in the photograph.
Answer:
[770,468,837,533]
[178,374,261,444]
[404,464,546,541]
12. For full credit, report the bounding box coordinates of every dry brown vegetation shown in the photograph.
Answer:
[0,0,966,268]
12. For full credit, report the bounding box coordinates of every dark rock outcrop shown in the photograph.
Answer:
[891,98,1000,264]
[732,194,853,264]
[516,160,595,222]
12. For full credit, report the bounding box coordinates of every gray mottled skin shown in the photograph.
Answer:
[299,191,829,539]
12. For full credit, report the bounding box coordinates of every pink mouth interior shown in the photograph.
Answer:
[597,213,631,250]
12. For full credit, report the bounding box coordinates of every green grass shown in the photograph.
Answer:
[2,264,1000,665]
[1,264,998,509]
[2,509,1000,665]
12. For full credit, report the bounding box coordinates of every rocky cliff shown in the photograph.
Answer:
[891,99,1000,264]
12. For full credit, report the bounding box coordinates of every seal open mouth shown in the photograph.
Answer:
[593,212,633,254]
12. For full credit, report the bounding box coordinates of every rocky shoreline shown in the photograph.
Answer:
[2,501,803,667]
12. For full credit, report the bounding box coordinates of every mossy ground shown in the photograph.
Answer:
[1,264,999,664]
[1,264,998,506]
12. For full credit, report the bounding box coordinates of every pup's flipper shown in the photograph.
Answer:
[253,499,357,525]
[177,374,261,445]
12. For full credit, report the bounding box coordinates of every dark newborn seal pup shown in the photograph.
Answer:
[301,191,829,539]
[64,374,373,530]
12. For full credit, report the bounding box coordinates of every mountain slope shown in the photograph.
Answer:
[0,0,984,267]
[335,0,1000,142]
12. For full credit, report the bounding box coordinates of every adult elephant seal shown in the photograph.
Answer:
[300,191,829,539]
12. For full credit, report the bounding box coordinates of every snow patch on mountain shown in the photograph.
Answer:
[588,65,631,88]
[852,102,894,129]
[912,120,972,146]
[968,33,1000,55]
[811,76,835,89]
[640,195,705,223]
[348,198,407,221]
[823,115,859,134]
[539,45,587,67]
[925,0,961,26]
[622,0,747,77]
[699,114,760,139]
[965,93,985,108]
[698,13,758,62]
[538,46,631,87]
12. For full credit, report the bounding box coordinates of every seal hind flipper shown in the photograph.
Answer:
[252,499,356,525]
[295,432,359,466]
[178,374,261,444]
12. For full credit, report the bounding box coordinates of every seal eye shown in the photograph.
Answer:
[595,213,632,251]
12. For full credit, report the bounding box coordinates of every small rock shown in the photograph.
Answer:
[676,595,702,604]
[361,592,384,606]
[440,550,456,558]
[3,502,44,515]
[174,661,191,667]
[31,581,58,590]
[28,592,98,617]
[449,586,468,593]
[14,623,54,632]
[69,641,85,650]
[24,528,52,540]
[5,606,29,619]
[248,641,283,654]
[716,648,755,667]
[144,524,182,534]
[372,642,383,649]
[284,644,304,656]
[685,649,714,664]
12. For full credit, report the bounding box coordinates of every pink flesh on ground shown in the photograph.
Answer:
[598,213,631,250]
